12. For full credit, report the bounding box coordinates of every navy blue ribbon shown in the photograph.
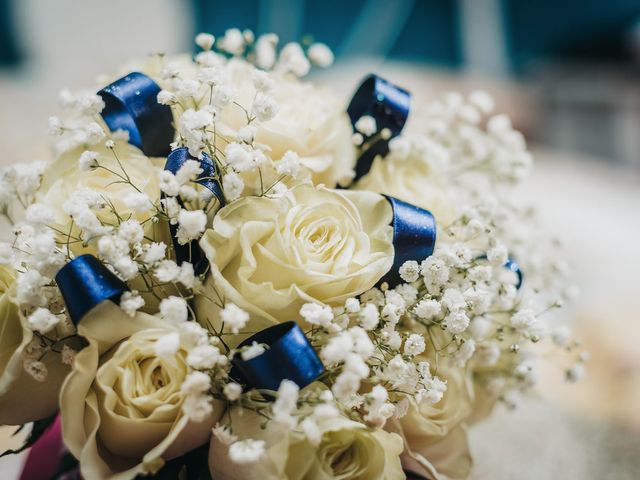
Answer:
[347,74,411,183]
[98,72,174,157]
[55,254,129,325]
[503,257,524,289]
[164,147,225,275]
[231,321,324,392]
[382,196,437,287]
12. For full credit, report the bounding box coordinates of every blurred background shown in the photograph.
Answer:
[1,0,639,478]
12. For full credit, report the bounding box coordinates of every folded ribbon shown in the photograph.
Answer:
[55,254,129,325]
[164,146,225,275]
[98,72,174,157]
[383,196,437,287]
[348,74,411,183]
[504,257,524,289]
[231,321,324,392]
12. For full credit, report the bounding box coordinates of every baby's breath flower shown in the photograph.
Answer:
[27,308,60,334]
[159,296,189,324]
[354,115,377,136]
[120,291,145,317]
[195,32,215,51]
[155,331,181,358]
[221,303,249,334]
[229,439,266,464]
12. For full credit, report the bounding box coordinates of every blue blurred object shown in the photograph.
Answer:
[0,0,22,67]
[192,0,640,72]
[192,0,462,67]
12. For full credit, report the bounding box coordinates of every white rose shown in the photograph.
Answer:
[37,140,164,252]
[61,302,222,479]
[218,59,356,187]
[355,149,457,225]
[197,184,393,338]
[209,407,405,480]
[386,367,474,480]
[0,266,69,425]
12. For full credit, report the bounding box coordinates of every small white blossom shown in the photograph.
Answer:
[120,291,145,317]
[404,333,426,356]
[241,341,266,361]
[195,32,215,50]
[229,439,266,464]
[218,28,245,56]
[182,371,211,395]
[510,309,536,330]
[182,394,213,422]
[444,310,470,334]
[275,151,301,178]
[123,191,152,213]
[399,260,420,282]
[118,219,144,245]
[414,299,441,320]
[278,42,310,77]
[307,43,334,67]
[27,308,60,334]
[487,243,508,265]
[355,115,377,136]
[176,209,207,245]
[222,172,244,201]
[159,171,180,197]
[252,93,278,122]
[157,90,178,106]
[221,303,249,334]
[223,382,243,401]
[358,303,379,331]
[344,297,360,313]
[188,344,226,369]
[78,150,99,171]
[155,332,181,358]
[300,302,333,327]
[159,296,189,324]
[155,259,181,283]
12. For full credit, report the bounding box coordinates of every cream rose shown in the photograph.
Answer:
[210,408,405,480]
[355,148,457,225]
[218,59,356,187]
[37,140,164,252]
[386,367,474,480]
[197,183,393,337]
[61,301,222,479]
[0,266,69,425]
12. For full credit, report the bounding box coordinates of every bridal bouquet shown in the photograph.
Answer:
[0,30,585,480]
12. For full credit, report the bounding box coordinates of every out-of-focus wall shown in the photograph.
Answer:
[0,0,189,163]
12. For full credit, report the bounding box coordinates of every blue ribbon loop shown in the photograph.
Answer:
[503,257,524,289]
[383,196,437,287]
[164,147,225,275]
[231,321,325,392]
[98,72,174,157]
[347,74,411,183]
[55,254,129,325]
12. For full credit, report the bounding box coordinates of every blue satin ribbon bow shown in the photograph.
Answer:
[382,196,437,286]
[231,321,324,392]
[347,74,411,183]
[55,254,129,325]
[98,72,174,157]
[164,146,225,275]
